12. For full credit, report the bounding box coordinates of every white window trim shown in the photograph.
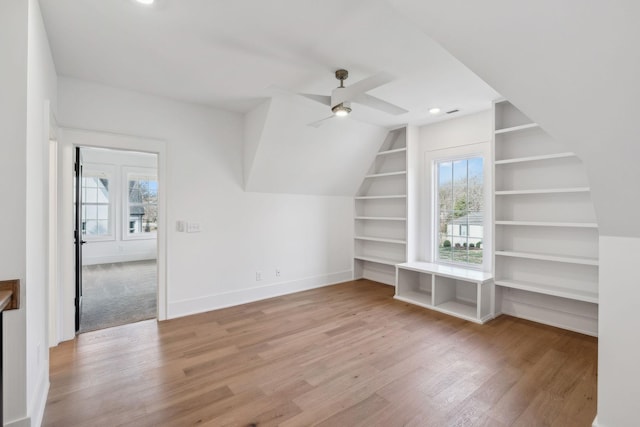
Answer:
[423,141,492,272]
[82,165,116,242]
[122,167,158,241]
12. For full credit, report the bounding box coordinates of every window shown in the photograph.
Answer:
[82,174,111,238]
[126,174,158,238]
[436,157,484,266]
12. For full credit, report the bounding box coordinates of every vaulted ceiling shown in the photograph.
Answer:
[39,0,498,195]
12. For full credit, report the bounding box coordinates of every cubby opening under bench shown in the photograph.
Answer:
[394,261,494,324]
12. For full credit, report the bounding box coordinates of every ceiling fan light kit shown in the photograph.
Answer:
[332,103,351,117]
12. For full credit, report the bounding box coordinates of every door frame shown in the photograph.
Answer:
[56,128,167,342]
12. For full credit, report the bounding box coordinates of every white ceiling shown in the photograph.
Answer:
[39,0,498,128]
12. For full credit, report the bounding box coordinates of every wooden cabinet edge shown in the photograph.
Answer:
[0,279,20,311]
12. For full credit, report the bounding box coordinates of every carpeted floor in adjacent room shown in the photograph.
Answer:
[80,260,157,333]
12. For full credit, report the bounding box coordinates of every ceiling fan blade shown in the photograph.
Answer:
[353,93,409,115]
[299,93,331,106]
[307,115,335,128]
[331,72,393,106]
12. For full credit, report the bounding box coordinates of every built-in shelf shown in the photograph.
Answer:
[354,216,406,221]
[435,300,478,322]
[494,123,540,134]
[355,195,406,200]
[493,100,599,321]
[395,290,432,308]
[353,255,402,266]
[495,152,576,165]
[495,250,599,266]
[398,261,492,282]
[354,127,408,285]
[354,236,406,244]
[495,220,598,228]
[395,262,494,324]
[364,171,407,179]
[377,147,407,157]
[495,279,598,304]
[495,187,590,195]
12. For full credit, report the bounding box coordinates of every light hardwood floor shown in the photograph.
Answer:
[43,280,597,426]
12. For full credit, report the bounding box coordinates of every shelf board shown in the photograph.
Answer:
[434,300,477,322]
[495,279,598,304]
[495,250,599,266]
[397,261,492,283]
[377,147,407,157]
[495,220,598,229]
[355,195,407,200]
[395,290,433,307]
[494,187,590,195]
[354,255,402,266]
[494,123,540,134]
[355,216,406,221]
[495,152,576,165]
[354,236,407,244]
[364,171,407,179]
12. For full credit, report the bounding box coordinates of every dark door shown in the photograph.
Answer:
[74,147,86,333]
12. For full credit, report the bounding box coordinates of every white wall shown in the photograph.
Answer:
[57,77,354,335]
[0,1,29,424]
[81,148,158,265]
[0,1,57,426]
[598,237,640,427]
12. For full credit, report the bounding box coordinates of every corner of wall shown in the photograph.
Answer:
[243,99,271,190]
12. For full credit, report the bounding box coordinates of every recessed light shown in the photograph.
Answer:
[135,0,155,5]
[429,107,441,114]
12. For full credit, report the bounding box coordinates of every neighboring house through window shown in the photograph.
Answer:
[127,174,158,238]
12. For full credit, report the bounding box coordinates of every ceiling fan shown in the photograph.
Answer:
[300,69,408,127]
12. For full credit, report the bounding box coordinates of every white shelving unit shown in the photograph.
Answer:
[354,127,408,285]
[395,262,494,323]
[493,100,599,306]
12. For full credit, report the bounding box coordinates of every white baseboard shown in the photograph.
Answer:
[29,372,49,427]
[501,288,598,336]
[83,253,156,266]
[168,270,352,319]
[4,418,30,427]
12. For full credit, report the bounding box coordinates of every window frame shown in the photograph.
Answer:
[423,141,492,273]
[433,154,485,269]
[81,167,115,242]
[122,168,158,241]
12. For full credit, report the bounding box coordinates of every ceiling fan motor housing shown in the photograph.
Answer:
[335,69,349,82]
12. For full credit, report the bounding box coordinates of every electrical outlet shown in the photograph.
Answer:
[176,220,185,232]
[256,271,262,281]
[276,269,281,277]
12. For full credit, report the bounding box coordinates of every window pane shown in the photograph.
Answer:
[85,188,97,203]
[468,158,484,211]
[436,156,483,266]
[97,205,109,220]
[128,177,158,235]
[97,220,109,235]
[85,204,97,219]
[84,220,98,236]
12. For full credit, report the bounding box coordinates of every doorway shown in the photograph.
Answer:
[75,146,159,333]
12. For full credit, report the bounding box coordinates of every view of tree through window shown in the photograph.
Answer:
[82,175,110,237]
[128,176,158,235]
[437,157,483,265]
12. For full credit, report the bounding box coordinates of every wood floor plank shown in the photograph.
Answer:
[43,280,597,427]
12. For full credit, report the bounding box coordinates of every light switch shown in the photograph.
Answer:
[187,222,201,233]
